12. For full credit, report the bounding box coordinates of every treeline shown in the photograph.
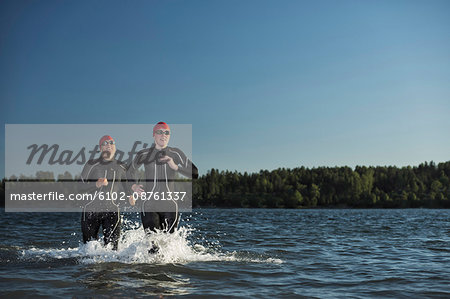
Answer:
[2,161,449,208]
[193,161,450,208]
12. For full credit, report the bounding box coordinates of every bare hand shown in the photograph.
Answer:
[159,155,179,171]
[128,195,136,206]
[132,184,144,193]
[96,178,108,188]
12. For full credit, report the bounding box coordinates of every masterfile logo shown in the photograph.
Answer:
[5,124,193,213]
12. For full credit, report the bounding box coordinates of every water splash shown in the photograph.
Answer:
[20,220,283,265]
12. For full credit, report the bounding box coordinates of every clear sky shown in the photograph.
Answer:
[1,0,449,176]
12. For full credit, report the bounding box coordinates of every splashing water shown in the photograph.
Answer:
[20,219,283,265]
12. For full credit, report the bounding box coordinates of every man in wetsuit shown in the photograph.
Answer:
[128,122,198,240]
[80,135,128,250]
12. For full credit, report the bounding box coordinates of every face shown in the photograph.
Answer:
[100,140,116,160]
[153,129,170,149]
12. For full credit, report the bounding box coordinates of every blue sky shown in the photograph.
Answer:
[1,0,449,176]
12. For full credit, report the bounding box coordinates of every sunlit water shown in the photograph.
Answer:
[0,209,449,298]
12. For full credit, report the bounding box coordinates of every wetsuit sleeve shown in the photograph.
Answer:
[80,161,99,193]
[170,148,198,179]
[118,163,131,196]
[191,162,199,179]
[126,151,145,188]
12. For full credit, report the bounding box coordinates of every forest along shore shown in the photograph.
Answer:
[2,161,449,209]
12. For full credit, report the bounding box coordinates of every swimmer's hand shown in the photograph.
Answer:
[132,184,144,193]
[96,178,108,188]
[128,195,136,206]
[159,155,179,171]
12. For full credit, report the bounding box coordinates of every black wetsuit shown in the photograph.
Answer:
[128,145,198,233]
[80,157,128,250]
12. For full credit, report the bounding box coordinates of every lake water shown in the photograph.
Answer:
[0,208,449,298]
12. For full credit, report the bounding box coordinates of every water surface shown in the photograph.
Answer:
[1,209,449,298]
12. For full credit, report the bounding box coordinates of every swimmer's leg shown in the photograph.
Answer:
[102,212,121,250]
[160,212,178,233]
[140,212,161,233]
[140,212,161,254]
[81,212,101,243]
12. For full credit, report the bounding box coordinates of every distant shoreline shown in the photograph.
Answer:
[2,160,450,209]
